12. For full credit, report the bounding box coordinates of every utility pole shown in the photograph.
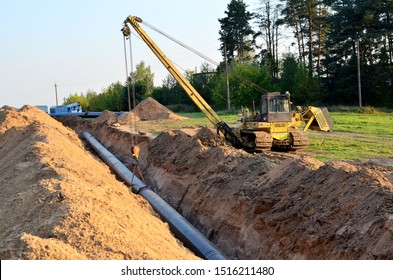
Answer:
[356,38,362,108]
[54,83,59,106]
[224,42,231,111]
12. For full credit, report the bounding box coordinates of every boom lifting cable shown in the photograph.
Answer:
[122,31,137,150]
[128,34,139,144]
[126,28,228,104]
[125,27,222,103]
[141,20,219,66]
[128,34,136,109]
[140,20,270,95]
[125,27,249,104]
[123,32,146,183]
[123,35,132,112]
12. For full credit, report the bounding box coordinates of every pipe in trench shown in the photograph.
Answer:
[82,131,227,260]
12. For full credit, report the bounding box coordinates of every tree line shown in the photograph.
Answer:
[65,0,393,111]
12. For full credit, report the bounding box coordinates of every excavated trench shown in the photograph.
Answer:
[2,102,393,260]
[60,109,393,260]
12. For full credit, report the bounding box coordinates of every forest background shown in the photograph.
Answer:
[63,0,393,112]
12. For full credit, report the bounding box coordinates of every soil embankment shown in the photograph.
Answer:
[76,98,393,260]
[0,105,198,260]
[145,128,393,259]
[3,97,393,260]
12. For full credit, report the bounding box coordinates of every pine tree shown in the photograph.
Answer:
[218,0,255,63]
[323,0,393,106]
[255,0,284,78]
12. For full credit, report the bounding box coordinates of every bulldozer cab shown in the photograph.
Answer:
[260,92,292,123]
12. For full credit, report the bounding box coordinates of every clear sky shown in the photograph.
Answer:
[0,0,259,108]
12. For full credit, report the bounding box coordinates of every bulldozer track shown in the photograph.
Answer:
[251,131,273,151]
[290,130,308,150]
[241,130,272,151]
[254,131,273,151]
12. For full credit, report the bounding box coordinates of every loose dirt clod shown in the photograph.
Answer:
[0,106,198,260]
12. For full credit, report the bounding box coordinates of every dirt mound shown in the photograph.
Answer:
[132,97,187,121]
[0,105,65,134]
[0,106,198,260]
[118,111,140,124]
[91,110,118,125]
[145,127,393,259]
[89,98,186,127]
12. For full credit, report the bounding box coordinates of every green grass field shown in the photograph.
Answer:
[307,113,393,161]
[135,111,393,162]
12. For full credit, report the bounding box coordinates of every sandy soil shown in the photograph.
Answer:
[130,97,188,121]
[91,97,187,127]
[3,97,393,260]
[80,98,393,259]
[0,105,198,260]
[143,128,393,259]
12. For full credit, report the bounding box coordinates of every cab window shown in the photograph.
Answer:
[269,98,289,113]
[261,98,268,114]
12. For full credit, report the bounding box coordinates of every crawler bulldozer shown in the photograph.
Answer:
[235,92,333,151]
[122,15,333,152]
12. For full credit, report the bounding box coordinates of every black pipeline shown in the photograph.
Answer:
[82,131,226,260]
